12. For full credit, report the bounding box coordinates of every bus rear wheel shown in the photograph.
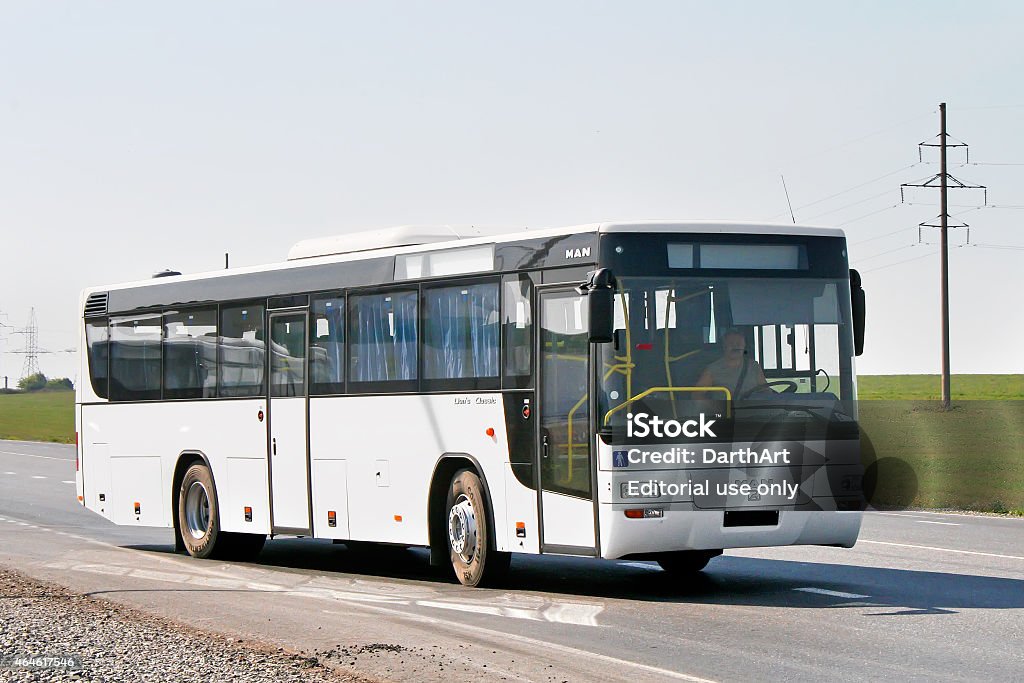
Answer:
[178,463,222,559]
[656,550,721,575]
[177,462,265,560]
[446,469,510,587]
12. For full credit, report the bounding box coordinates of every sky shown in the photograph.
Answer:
[1,1,1023,385]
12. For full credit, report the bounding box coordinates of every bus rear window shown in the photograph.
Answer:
[85,320,109,399]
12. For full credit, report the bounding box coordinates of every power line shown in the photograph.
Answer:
[951,103,1024,111]
[803,187,900,221]
[838,203,902,227]
[767,163,919,221]
[905,202,1024,210]
[854,243,916,263]
[861,247,942,274]
[849,226,915,246]
[970,243,1024,251]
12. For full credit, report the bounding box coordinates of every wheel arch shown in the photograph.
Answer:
[427,452,500,567]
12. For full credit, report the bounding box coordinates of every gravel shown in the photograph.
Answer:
[0,568,377,683]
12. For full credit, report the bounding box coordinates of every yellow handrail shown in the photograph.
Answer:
[662,288,711,418]
[602,386,732,425]
[564,392,588,483]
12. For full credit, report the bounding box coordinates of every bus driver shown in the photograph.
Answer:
[696,330,768,399]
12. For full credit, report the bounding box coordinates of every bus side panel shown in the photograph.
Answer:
[309,394,510,550]
[79,400,270,534]
[80,404,112,522]
[75,403,84,505]
[503,463,540,554]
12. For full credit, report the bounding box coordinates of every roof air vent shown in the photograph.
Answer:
[84,292,108,318]
[153,269,182,278]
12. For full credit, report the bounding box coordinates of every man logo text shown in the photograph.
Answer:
[565,247,591,259]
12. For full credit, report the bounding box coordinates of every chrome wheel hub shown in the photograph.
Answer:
[184,481,211,540]
[448,494,478,563]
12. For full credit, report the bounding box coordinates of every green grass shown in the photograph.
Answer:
[859,399,1024,512]
[858,374,1024,400]
[856,375,1024,512]
[0,390,75,443]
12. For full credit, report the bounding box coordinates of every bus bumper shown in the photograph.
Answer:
[598,508,863,559]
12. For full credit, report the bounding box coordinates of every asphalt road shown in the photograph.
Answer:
[1,440,1022,682]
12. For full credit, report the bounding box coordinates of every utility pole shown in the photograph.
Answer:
[900,103,986,410]
[939,103,950,409]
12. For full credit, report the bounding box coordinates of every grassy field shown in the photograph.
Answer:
[859,400,1024,514]
[0,390,75,443]
[848,375,1024,514]
[858,374,1024,400]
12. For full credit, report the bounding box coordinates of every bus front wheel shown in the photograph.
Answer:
[445,469,510,587]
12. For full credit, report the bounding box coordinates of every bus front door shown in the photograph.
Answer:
[268,312,311,533]
[536,288,597,554]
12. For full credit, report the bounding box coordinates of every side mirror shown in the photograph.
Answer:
[577,268,616,344]
[850,268,865,356]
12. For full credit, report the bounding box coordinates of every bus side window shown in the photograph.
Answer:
[109,313,162,401]
[348,290,418,387]
[502,273,535,389]
[219,303,266,398]
[163,308,217,400]
[423,281,499,383]
[310,294,345,395]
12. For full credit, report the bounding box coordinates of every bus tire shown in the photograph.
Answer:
[445,469,510,587]
[656,550,721,575]
[177,463,223,559]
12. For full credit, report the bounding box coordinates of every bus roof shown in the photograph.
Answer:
[83,220,845,299]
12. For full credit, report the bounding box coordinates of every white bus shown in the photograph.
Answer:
[76,221,867,586]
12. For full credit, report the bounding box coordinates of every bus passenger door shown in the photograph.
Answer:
[536,288,597,554]
[268,312,311,533]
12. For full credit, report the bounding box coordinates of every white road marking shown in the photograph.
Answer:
[869,512,931,519]
[541,603,603,627]
[0,450,71,462]
[3,471,16,475]
[31,475,47,480]
[61,480,75,485]
[874,509,1023,522]
[860,539,1024,561]
[794,587,870,600]
[417,599,542,621]
[415,599,604,627]
[916,520,960,526]
[321,605,720,682]
[620,561,662,571]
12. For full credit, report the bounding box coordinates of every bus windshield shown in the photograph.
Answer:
[598,276,858,442]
